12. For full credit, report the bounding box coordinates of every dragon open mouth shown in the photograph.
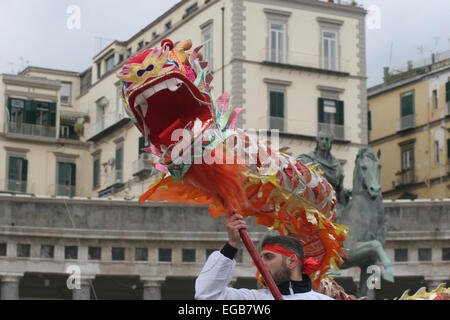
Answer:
[128,72,212,149]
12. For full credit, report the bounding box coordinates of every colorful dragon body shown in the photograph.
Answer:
[117,39,347,288]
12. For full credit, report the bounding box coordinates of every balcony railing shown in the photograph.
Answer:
[86,112,128,141]
[105,170,123,188]
[6,122,57,139]
[255,116,349,140]
[2,179,32,193]
[398,114,415,131]
[56,184,76,197]
[132,155,153,176]
[269,116,285,132]
[396,168,415,186]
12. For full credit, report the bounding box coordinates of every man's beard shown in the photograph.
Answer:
[263,262,291,286]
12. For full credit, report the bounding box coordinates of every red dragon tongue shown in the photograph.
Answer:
[158,118,189,143]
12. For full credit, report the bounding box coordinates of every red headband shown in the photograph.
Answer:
[262,244,320,274]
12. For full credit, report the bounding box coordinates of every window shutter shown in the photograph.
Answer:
[49,102,57,127]
[93,159,99,188]
[318,98,324,123]
[116,148,123,170]
[401,94,414,117]
[58,162,66,186]
[21,159,28,182]
[368,110,372,131]
[8,157,18,181]
[336,100,344,125]
[270,91,284,118]
[138,136,145,155]
[24,100,36,124]
[70,163,76,187]
[7,97,12,119]
[447,139,450,160]
[446,81,450,102]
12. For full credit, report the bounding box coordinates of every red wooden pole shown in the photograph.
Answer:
[239,229,283,300]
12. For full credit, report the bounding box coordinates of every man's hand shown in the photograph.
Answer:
[224,213,247,249]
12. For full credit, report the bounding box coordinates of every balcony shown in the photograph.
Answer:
[132,154,153,177]
[86,112,129,142]
[256,116,349,140]
[1,179,34,194]
[6,122,56,139]
[56,184,76,197]
[395,168,416,187]
[398,114,415,131]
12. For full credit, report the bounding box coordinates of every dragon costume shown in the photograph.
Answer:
[116,39,348,290]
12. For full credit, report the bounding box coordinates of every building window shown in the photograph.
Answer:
[269,90,285,131]
[269,22,286,63]
[394,248,408,262]
[126,48,132,58]
[115,145,123,182]
[105,55,115,73]
[446,81,450,104]
[182,249,196,262]
[61,82,72,105]
[97,62,102,80]
[135,248,148,261]
[318,98,345,139]
[88,247,101,260]
[0,243,6,256]
[201,26,212,69]
[165,21,172,30]
[17,243,31,258]
[57,162,76,197]
[400,92,415,130]
[322,30,338,71]
[7,156,27,193]
[35,101,50,126]
[8,98,24,123]
[401,144,414,184]
[40,245,55,259]
[432,89,438,109]
[65,246,78,260]
[442,248,450,261]
[434,140,440,164]
[158,248,172,262]
[418,248,432,262]
[93,156,100,190]
[185,3,198,17]
[152,31,158,40]
[112,247,125,261]
[138,41,144,50]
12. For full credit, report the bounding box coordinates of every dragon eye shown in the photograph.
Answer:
[137,64,155,77]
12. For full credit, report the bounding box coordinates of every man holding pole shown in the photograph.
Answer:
[195,214,334,300]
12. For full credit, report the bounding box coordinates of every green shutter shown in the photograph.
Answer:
[58,162,66,186]
[116,148,123,170]
[8,157,19,181]
[21,159,28,182]
[270,91,284,118]
[7,97,12,120]
[336,100,344,125]
[318,98,324,123]
[93,159,99,188]
[401,94,414,117]
[368,110,372,131]
[447,139,450,160]
[139,136,145,155]
[70,163,76,187]
[49,102,57,127]
[24,100,36,124]
[446,82,450,102]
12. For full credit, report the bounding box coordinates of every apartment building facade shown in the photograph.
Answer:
[368,51,450,200]
[1,0,367,199]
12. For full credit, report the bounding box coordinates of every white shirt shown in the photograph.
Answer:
[195,251,334,300]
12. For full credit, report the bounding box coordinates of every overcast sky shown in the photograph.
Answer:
[1,0,449,87]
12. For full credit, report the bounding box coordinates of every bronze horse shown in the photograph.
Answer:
[336,148,394,298]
